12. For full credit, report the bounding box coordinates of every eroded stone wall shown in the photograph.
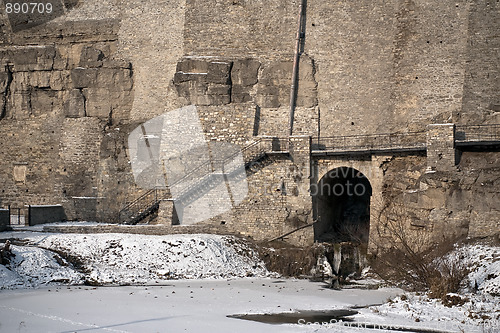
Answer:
[0,0,498,246]
[0,19,135,220]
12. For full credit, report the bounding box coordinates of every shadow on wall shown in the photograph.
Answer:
[313,167,372,244]
[28,205,67,226]
[6,1,81,32]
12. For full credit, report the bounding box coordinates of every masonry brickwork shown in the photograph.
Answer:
[0,0,499,247]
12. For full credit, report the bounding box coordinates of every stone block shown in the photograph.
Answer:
[202,94,230,106]
[71,68,99,89]
[231,88,252,103]
[64,89,86,118]
[255,85,280,108]
[30,89,59,116]
[260,61,292,86]
[231,59,260,86]
[176,59,210,74]
[174,72,208,84]
[12,46,56,71]
[207,84,231,96]
[49,71,67,91]
[29,71,52,89]
[83,88,111,118]
[206,61,232,84]
[79,46,104,68]
[175,81,206,99]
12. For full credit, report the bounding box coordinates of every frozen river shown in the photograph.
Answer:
[0,278,402,333]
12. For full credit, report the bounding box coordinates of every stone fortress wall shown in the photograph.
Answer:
[0,0,498,247]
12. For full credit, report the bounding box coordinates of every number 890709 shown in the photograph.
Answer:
[5,2,53,14]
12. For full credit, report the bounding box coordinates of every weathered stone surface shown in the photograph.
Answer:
[64,89,86,118]
[381,150,500,244]
[11,46,56,72]
[173,55,317,108]
[82,88,112,119]
[231,85,253,103]
[231,59,260,86]
[29,88,61,116]
[79,46,105,68]
[71,68,99,89]
[174,59,232,105]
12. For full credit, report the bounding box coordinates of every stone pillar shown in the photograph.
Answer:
[426,124,457,172]
[285,136,314,246]
[155,199,175,225]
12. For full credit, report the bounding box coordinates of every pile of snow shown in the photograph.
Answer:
[0,245,83,289]
[460,244,500,297]
[0,234,272,288]
[371,243,500,332]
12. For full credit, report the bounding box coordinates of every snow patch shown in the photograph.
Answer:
[1,234,273,288]
[0,245,83,289]
[370,243,500,332]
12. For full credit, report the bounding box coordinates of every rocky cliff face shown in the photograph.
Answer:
[380,151,500,243]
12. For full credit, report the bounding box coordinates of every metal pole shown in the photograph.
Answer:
[288,0,306,136]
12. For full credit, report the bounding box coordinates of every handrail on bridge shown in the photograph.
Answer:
[312,131,427,151]
[455,124,500,142]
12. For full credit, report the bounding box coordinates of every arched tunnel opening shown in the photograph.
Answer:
[313,167,372,245]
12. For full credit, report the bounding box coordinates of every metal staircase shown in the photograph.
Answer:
[118,137,289,225]
[118,188,162,225]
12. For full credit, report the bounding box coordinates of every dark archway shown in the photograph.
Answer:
[313,167,372,244]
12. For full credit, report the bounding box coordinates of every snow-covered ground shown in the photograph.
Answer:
[0,232,271,288]
[365,244,500,333]
[0,228,498,332]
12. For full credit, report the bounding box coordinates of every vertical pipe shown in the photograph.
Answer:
[288,0,305,136]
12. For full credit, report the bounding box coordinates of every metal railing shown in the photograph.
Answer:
[166,137,289,201]
[456,124,500,143]
[119,188,161,225]
[312,131,427,152]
